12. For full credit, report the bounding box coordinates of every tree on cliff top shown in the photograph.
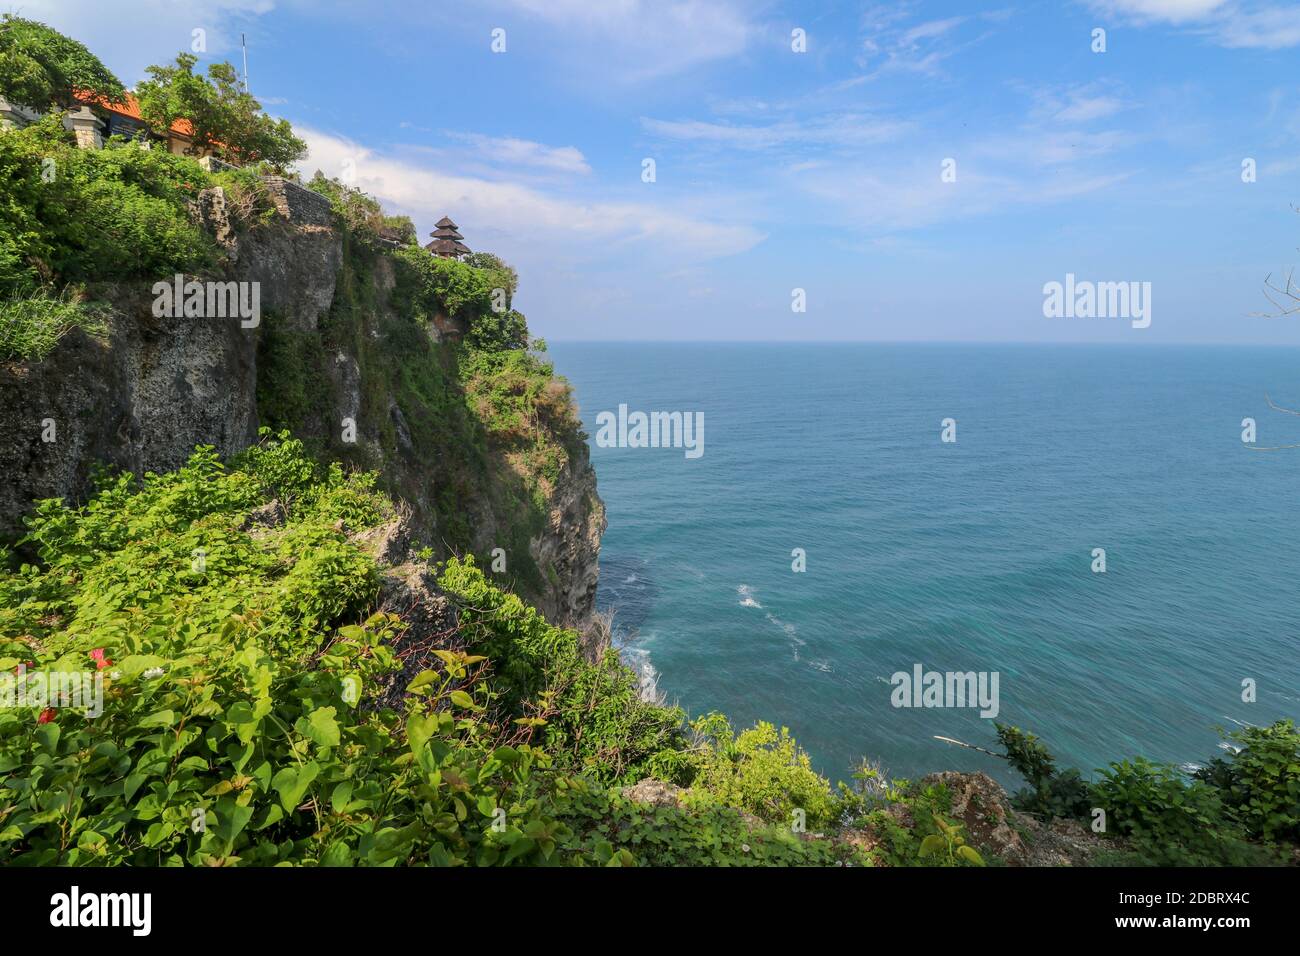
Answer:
[0,15,124,112]
[136,53,305,169]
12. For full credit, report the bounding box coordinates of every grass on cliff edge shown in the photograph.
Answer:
[0,288,108,360]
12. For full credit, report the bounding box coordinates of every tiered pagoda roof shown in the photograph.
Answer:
[424,216,471,259]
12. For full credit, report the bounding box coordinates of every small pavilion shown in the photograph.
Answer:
[424,216,470,259]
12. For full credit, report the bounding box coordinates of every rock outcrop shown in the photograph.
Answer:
[0,181,605,644]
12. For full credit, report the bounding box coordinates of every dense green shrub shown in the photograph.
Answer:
[553,780,862,866]
[995,721,1294,865]
[838,777,985,867]
[0,116,218,296]
[307,172,416,248]
[0,435,596,866]
[1195,720,1300,843]
[996,723,1091,819]
[393,245,524,345]
[682,712,838,828]
[1090,757,1277,866]
[437,556,688,786]
[0,436,861,866]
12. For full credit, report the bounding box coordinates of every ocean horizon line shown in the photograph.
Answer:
[545,338,1300,348]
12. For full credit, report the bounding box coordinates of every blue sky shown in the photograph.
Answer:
[19,0,1300,343]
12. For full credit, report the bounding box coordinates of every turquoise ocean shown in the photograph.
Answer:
[546,343,1300,786]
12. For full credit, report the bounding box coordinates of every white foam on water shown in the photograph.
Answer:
[1220,715,1256,729]
[614,631,664,705]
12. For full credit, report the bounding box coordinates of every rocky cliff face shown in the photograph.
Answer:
[0,179,605,644]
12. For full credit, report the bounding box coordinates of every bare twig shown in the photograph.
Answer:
[933,735,1007,759]
[1252,268,1300,317]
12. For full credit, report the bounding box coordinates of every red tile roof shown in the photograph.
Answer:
[73,89,195,137]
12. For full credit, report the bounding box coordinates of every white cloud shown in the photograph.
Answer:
[640,113,911,150]
[1054,94,1127,123]
[1028,83,1132,124]
[854,7,1011,80]
[900,16,968,44]
[1211,3,1300,47]
[297,126,762,262]
[796,161,1131,232]
[1087,0,1300,48]
[487,0,755,80]
[1089,0,1230,23]
[444,133,591,175]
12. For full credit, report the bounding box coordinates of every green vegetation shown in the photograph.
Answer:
[0,115,218,297]
[0,435,864,866]
[136,53,306,169]
[683,714,838,828]
[0,288,107,360]
[306,172,416,248]
[0,109,272,360]
[0,15,124,113]
[254,174,584,598]
[996,720,1298,866]
[3,19,1294,870]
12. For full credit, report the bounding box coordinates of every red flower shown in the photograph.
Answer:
[90,648,112,671]
[37,708,56,725]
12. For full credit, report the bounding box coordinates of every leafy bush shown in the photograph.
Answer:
[682,713,837,829]
[1195,720,1300,843]
[0,116,219,297]
[393,245,524,346]
[843,778,985,867]
[0,436,867,866]
[1090,757,1275,866]
[996,723,1091,819]
[553,781,862,867]
[307,172,415,247]
[437,556,688,786]
[0,435,603,866]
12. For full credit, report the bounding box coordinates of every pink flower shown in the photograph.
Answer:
[37,708,56,725]
[90,648,112,671]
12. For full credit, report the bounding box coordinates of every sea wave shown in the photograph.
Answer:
[613,633,664,705]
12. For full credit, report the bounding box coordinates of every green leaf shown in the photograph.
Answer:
[957,845,985,866]
[407,712,437,755]
[137,709,176,728]
[918,834,946,858]
[321,841,354,867]
[298,707,341,748]
[116,655,166,678]
[331,781,354,814]
[271,761,320,813]
[406,670,439,694]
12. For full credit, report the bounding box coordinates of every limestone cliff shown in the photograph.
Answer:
[0,177,606,644]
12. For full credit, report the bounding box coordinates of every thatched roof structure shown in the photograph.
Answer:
[424,216,470,258]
